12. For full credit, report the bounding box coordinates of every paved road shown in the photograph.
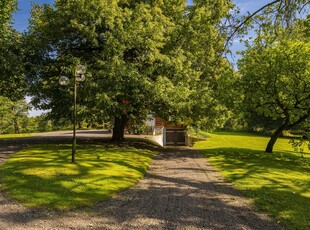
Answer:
[0,130,111,165]
[31,130,112,138]
[0,132,284,230]
[0,130,151,164]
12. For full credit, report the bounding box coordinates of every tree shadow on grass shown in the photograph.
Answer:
[0,183,285,230]
[210,132,270,137]
[87,149,285,229]
[0,163,134,209]
[199,147,310,229]
[0,144,154,210]
[202,147,309,174]
[0,148,288,229]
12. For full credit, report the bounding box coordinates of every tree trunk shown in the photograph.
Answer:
[14,119,19,134]
[265,126,285,153]
[112,115,129,141]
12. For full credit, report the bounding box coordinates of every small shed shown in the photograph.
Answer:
[164,128,187,146]
[149,117,187,146]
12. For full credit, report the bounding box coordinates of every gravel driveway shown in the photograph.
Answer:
[0,132,284,230]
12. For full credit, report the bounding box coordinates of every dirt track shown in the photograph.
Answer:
[0,132,284,230]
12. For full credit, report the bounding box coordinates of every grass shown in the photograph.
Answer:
[0,142,156,210]
[0,133,31,139]
[194,132,310,230]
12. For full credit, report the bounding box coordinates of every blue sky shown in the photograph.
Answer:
[13,0,54,32]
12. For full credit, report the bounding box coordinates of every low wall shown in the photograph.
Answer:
[146,134,164,146]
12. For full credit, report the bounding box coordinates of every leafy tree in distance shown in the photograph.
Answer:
[0,96,28,134]
[25,0,233,140]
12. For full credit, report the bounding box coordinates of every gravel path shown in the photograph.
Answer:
[0,134,284,230]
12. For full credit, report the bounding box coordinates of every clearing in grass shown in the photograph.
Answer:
[0,133,31,139]
[195,132,310,230]
[0,142,156,210]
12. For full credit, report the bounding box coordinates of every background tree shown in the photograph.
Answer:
[238,35,310,153]
[25,0,233,140]
[0,96,28,134]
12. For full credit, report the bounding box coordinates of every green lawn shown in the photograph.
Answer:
[0,143,156,210]
[0,133,31,139]
[195,132,310,230]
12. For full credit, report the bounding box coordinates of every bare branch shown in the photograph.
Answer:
[299,1,310,13]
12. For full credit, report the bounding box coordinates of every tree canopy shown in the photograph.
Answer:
[25,0,233,140]
[238,27,310,152]
[0,0,25,100]
[0,0,16,29]
[225,0,309,49]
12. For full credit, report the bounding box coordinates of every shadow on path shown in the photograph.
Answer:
[89,149,284,229]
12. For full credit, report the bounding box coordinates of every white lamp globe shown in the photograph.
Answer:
[59,76,70,86]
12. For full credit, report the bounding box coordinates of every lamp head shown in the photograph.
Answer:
[75,64,86,76]
[76,74,85,82]
[59,76,70,86]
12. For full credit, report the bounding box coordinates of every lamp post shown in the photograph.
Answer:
[59,64,86,163]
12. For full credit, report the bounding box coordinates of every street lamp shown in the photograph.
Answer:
[59,64,86,163]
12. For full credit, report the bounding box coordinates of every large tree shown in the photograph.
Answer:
[239,37,310,153]
[25,0,233,140]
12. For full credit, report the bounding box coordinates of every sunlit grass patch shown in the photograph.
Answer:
[0,144,156,210]
[0,133,31,139]
[195,132,310,230]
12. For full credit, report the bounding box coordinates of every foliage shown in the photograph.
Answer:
[244,111,282,133]
[0,97,71,134]
[0,143,156,210]
[239,38,310,124]
[24,0,234,139]
[0,96,28,134]
[126,117,147,135]
[289,133,310,157]
[187,126,208,139]
[0,0,16,31]
[238,27,310,152]
[226,0,309,50]
[221,6,310,134]
[0,0,25,100]
[195,132,310,230]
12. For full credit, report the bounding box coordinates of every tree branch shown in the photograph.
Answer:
[299,1,310,13]
[224,0,282,52]
[287,110,310,128]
